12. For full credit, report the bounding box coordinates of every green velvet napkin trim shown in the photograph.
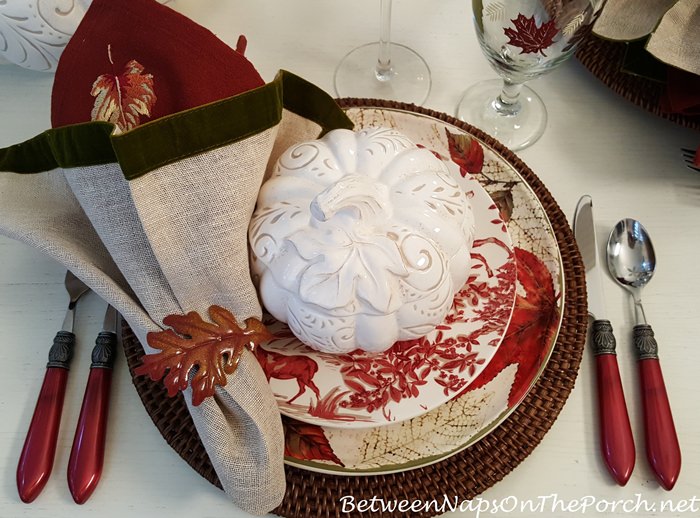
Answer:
[113,78,282,179]
[280,71,356,137]
[0,71,353,179]
[0,122,115,173]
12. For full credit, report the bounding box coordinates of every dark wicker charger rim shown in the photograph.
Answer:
[121,99,588,518]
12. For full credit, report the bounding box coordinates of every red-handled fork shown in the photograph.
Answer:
[16,272,90,503]
[67,305,118,504]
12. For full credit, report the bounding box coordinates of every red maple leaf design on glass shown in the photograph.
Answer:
[464,247,560,405]
[282,417,344,466]
[90,45,156,132]
[504,14,558,56]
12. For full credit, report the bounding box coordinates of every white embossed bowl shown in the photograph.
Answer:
[249,127,476,354]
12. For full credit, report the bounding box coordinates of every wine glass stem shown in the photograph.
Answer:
[376,0,393,81]
[493,80,523,117]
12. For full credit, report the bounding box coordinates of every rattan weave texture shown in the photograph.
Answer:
[121,100,588,518]
[576,35,700,131]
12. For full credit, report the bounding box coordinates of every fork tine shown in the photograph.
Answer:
[64,270,91,303]
[683,160,700,172]
[680,147,700,171]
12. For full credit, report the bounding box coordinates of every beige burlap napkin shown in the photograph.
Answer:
[0,72,352,517]
[0,0,353,514]
[593,0,700,76]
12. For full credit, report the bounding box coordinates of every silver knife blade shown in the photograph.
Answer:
[572,196,636,485]
[574,195,606,319]
[102,304,118,334]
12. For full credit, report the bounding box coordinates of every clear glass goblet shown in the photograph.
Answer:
[457,0,605,150]
[334,0,431,105]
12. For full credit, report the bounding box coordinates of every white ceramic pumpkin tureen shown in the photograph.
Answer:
[249,127,475,354]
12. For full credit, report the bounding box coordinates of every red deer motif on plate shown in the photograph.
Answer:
[255,346,321,403]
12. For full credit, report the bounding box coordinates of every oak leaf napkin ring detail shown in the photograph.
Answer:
[136,307,272,406]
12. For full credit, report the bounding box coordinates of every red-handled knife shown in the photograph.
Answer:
[574,195,636,486]
[17,272,89,503]
[67,305,118,504]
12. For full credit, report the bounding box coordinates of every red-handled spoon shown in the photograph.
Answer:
[67,305,118,504]
[607,219,681,490]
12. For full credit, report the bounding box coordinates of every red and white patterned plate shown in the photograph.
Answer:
[255,161,517,429]
[275,107,563,474]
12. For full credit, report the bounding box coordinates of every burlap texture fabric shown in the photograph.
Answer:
[645,0,700,77]
[64,163,183,324]
[593,0,677,40]
[3,0,353,511]
[0,72,353,515]
[0,170,156,339]
[62,130,286,514]
[593,0,700,77]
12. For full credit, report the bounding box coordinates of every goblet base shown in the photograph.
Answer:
[456,79,547,151]
[334,42,431,106]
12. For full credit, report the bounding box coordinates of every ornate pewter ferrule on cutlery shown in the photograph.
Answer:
[17,271,119,503]
[573,195,636,486]
[606,218,681,490]
[67,304,118,504]
[16,271,90,503]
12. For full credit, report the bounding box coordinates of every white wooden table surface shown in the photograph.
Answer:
[1,1,699,517]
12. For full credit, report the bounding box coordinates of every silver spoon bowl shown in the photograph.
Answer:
[605,218,681,491]
[606,218,656,324]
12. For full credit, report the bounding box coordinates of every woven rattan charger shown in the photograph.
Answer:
[576,36,700,132]
[121,100,588,518]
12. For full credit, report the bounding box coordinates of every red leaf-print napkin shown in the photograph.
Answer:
[51,0,263,129]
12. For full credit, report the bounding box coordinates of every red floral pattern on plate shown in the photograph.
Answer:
[274,108,563,474]
[256,173,516,429]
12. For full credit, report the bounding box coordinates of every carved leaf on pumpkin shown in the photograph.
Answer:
[504,14,558,56]
[463,247,559,406]
[283,417,345,466]
[292,229,408,313]
[90,45,156,132]
[135,305,272,406]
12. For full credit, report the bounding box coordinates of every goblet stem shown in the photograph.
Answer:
[493,81,524,117]
[456,78,546,151]
[376,0,392,81]
[333,0,431,104]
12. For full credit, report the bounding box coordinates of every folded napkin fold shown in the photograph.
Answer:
[0,0,353,514]
[593,0,700,77]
